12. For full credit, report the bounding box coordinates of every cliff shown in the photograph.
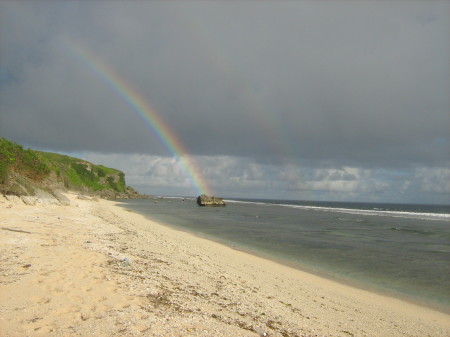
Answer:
[0,137,147,200]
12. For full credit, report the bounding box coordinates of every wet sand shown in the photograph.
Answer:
[1,193,449,336]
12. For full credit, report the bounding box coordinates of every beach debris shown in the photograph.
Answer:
[2,227,32,234]
[254,326,268,336]
[22,264,32,268]
[77,195,92,200]
[118,258,131,267]
[196,194,226,207]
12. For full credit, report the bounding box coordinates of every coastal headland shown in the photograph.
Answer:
[1,193,449,337]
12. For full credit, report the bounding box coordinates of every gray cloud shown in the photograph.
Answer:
[1,1,449,202]
[80,152,449,204]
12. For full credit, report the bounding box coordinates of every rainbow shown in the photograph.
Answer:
[63,40,212,196]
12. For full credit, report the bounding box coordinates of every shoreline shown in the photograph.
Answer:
[118,199,450,315]
[195,237,450,315]
[246,249,450,316]
[182,232,450,315]
[1,193,449,336]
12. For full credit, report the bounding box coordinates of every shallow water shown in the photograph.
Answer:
[119,197,450,312]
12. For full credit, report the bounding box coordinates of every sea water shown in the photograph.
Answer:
[119,197,450,312]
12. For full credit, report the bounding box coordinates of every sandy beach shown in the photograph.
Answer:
[1,193,449,337]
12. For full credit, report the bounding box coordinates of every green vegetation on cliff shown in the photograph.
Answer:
[0,137,143,198]
[38,151,126,192]
[0,138,50,184]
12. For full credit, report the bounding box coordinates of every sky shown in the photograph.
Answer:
[1,1,449,204]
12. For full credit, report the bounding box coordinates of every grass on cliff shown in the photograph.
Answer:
[0,137,50,184]
[38,151,126,192]
[0,138,126,194]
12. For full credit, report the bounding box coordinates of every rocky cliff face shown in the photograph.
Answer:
[0,138,147,200]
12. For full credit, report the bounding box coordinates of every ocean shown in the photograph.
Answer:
[118,197,450,312]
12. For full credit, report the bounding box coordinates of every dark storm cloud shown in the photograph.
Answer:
[1,1,449,170]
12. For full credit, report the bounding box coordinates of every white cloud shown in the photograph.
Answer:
[79,152,411,202]
[281,166,389,195]
[414,167,450,194]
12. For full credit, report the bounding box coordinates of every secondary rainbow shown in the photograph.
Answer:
[64,40,211,196]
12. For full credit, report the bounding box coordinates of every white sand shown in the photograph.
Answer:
[1,193,449,337]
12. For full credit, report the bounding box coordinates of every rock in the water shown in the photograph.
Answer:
[196,194,226,207]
